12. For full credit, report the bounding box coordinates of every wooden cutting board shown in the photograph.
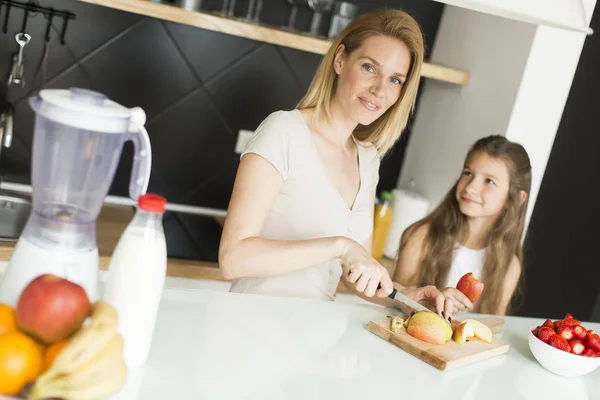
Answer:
[367,316,509,371]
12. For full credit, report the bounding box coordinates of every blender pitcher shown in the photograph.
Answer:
[0,88,152,306]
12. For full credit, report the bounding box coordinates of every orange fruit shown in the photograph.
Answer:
[0,332,43,395]
[0,303,17,336]
[42,339,69,373]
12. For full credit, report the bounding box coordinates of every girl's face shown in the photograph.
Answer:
[456,152,510,220]
[332,35,411,126]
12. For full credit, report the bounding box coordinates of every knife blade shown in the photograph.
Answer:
[387,288,433,315]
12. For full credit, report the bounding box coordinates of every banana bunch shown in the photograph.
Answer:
[27,301,128,400]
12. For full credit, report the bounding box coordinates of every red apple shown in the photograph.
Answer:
[16,274,91,344]
[456,272,485,303]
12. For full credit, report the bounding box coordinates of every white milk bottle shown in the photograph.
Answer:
[103,193,167,369]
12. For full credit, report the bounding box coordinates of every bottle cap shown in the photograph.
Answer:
[381,191,393,201]
[138,193,167,213]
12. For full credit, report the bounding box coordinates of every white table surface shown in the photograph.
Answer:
[106,280,600,400]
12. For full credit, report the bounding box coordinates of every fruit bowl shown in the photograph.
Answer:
[529,325,600,377]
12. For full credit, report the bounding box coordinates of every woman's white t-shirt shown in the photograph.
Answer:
[229,109,380,301]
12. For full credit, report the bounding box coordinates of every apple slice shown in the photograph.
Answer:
[463,319,493,343]
[453,322,475,345]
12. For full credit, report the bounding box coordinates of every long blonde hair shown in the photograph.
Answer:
[401,136,532,314]
[296,9,424,156]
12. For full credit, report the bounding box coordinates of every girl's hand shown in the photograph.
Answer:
[401,285,454,320]
[340,239,394,298]
[441,287,474,314]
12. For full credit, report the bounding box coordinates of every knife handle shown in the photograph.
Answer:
[377,283,397,299]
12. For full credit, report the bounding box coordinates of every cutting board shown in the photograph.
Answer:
[367,316,509,371]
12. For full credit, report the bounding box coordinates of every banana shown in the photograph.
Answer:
[39,301,119,379]
[88,301,119,328]
[44,320,117,377]
[27,301,127,400]
[62,360,128,400]
[28,359,128,400]
[60,334,124,389]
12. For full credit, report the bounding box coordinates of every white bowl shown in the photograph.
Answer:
[528,325,600,377]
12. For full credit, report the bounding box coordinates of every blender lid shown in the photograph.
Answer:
[33,88,145,133]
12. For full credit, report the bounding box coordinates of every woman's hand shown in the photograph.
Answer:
[401,285,454,320]
[340,239,393,298]
[441,287,474,314]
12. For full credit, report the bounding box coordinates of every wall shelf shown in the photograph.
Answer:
[75,0,470,85]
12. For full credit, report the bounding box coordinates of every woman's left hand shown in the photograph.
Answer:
[400,285,454,321]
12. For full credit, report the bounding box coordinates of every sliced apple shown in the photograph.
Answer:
[463,319,493,343]
[406,312,453,345]
[453,322,475,345]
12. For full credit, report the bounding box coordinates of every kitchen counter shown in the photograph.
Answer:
[0,204,398,296]
[0,204,226,283]
[109,284,599,400]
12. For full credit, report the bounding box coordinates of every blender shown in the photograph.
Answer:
[0,88,152,306]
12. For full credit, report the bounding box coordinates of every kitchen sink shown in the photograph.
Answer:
[0,191,31,241]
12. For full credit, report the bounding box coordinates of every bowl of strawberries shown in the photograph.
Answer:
[529,313,600,377]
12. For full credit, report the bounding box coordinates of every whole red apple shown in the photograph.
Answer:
[456,272,485,303]
[16,274,91,344]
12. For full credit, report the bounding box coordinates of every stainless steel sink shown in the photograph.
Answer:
[0,191,31,240]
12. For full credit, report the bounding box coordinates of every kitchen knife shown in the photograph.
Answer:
[386,287,433,315]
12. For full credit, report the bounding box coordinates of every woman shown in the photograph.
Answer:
[219,9,453,318]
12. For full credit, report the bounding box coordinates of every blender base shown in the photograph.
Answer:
[0,236,99,307]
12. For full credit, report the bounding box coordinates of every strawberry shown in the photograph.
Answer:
[585,333,600,352]
[542,319,555,330]
[537,326,557,344]
[562,318,581,326]
[532,326,541,337]
[557,325,575,341]
[574,325,588,341]
[550,335,571,352]
[564,313,574,320]
[589,330,597,336]
[570,340,585,355]
[554,320,563,330]
[583,348,600,358]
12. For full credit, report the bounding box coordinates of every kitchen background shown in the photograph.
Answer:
[0,0,444,262]
[522,6,600,322]
[0,0,598,322]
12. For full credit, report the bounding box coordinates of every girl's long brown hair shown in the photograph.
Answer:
[296,8,424,157]
[401,136,532,314]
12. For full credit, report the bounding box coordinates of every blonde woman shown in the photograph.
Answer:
[219,9,454,318]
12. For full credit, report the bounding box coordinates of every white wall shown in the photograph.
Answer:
[398,6,536,209]
[398,3,596,233]
[504,0,597,228]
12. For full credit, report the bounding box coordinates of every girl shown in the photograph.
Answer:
[219,9,454,318]
[393,135,531,315]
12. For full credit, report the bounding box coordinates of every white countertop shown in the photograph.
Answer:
[0,263,597,399]
[108,282,600,400]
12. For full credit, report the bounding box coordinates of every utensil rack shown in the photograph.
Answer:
[0,0,76,44]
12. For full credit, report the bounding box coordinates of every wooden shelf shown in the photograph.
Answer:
[75,0,470,85]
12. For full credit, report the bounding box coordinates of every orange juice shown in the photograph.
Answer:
[372,191,393,259]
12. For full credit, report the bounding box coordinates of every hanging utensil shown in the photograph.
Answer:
[219,0,229,16]
[286,0,307,30]
[0,83,15,165]
[228,0,236,17]
[0,104,14,148]
[31,10,54,90]
[245,0,256,20]
[252,0,263,22]
[307,0,334,36]
[7,33,32,87]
